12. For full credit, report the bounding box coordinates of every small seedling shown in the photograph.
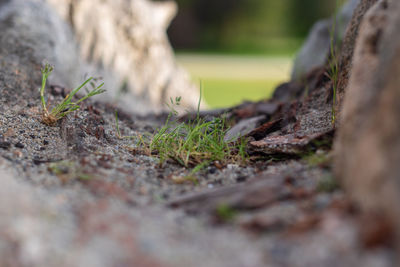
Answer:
[115,111,136,139]
[40,63,106,126]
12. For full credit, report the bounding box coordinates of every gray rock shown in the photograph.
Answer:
[291,0,360,81]
[224,115,266,142]
[0,0,82,88]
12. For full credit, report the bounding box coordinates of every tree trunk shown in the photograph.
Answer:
[334,0,400,247]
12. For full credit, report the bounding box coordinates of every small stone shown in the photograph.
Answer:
[0,141,11,150]
[15,142,24,148]
[32,157,45,165]
[13,150,23,158]
[50,85,64,96]
[4,128,15,138]
[208,167,217,174]
[236,176,247,183]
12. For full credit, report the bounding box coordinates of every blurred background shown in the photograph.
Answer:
[161,0,339,108]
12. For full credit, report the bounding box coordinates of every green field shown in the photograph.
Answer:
[200,78,281,108]
[176,54,293,108]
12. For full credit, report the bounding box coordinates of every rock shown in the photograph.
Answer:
[291,19,331,81]
[46,0,201,114]
[335,0,400,242]
[291,0,360,81]
[0,0,81,88]
[167,166,308,213]
[276,66,328,102]
[224,115,267,142]
[273,82,305,102]
[250,130,334,155]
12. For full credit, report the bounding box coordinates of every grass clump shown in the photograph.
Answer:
[40,63,105,126]
[326,0,343,125]
[149,94,248,171]
[327,38,339,125]
[215,203,237,222]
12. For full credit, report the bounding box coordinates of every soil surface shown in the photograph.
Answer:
[0,56,395,266]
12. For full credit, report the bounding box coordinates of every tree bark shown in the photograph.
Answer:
[334,0,400,247]
[335,0,378,119]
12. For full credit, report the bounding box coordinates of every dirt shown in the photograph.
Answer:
[0,61,396,266]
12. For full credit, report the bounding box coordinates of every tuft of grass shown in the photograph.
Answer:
[327,48,339,125]
[149,91,248,172]
[40,63,106,126]
[326,0,342,125]
[215,203,237,222]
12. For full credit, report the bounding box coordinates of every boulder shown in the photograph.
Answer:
[291,0,360,81]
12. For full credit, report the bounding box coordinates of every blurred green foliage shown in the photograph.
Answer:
[167,0,337,54]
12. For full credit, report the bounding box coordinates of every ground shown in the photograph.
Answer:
[0,59,395,265]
